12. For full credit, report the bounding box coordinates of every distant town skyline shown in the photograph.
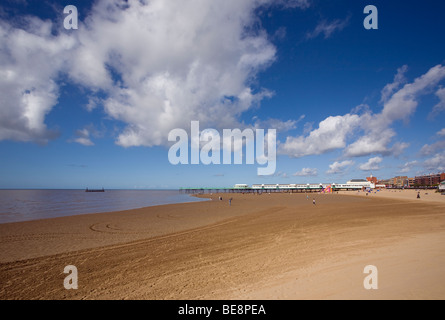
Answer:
[1,0,445,189]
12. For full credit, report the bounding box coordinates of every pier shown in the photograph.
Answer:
[180,183,365,195]
[180,188,320,195]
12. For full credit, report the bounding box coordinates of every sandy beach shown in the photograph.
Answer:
[1,189,444,300]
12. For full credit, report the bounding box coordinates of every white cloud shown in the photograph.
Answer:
[279,0,311,9]
[399,161,418,173]
[306,17,350,40]
[429,87,445,118]
[350,65,445,157]
[0,17,76,143]
[380,65,445,125]
[423,152,445,172]
[380,65,408,103]
[419,140,445,157]
[293,168,318,177]
[345,133,409,158]
[279,114,361,157]
[72,0,284,148]
[273,171,289,178]
[302,121,313,134]
[344,128,395,157]
[351,104,371,115]
[2,1,444,166]
[85,97,101,112]
[280,64,445,159]
[327,160,354,174]
[417,131,445,172]
[253,118,299,133]
[359,157,383,171]
[73,128,95,146]
[2,0,310,147]
[390,142,410,157]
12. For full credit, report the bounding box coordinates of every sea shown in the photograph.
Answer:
[0,189,206,224]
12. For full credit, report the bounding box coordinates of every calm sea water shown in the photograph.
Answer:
[0,190,206,224]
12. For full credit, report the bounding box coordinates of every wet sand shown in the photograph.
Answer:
[0,191,444,300]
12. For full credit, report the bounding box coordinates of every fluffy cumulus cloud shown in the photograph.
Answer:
[343,128,395,157]
[344,133,409,158]
[279,114,361,157]
[326,160,354,175]
[293,167,318,177]
[0,17,76,143]
[424,152,445,172]
[73,0,283,147]
[347,65,445,157]
[2,0,445,179]
[1,0,308,146]
[379,65,445,125]
[359,157,383,171]
[280,64,445,160]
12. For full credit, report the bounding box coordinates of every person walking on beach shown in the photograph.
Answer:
[229,198,232,206]
[313,198,316,205]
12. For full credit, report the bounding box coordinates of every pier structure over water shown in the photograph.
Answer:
[180,183,365,195]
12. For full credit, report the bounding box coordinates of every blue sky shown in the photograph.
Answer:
[1,0,445,189]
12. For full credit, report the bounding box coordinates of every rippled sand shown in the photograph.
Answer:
[1,191,444,300]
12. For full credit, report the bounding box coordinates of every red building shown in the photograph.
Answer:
[414,173,445,187]
[366,175,377,184]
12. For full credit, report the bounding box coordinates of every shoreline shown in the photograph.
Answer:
[1,191,445,299]
[0,190,210,225]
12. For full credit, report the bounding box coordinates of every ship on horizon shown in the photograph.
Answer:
[85,188,105,193]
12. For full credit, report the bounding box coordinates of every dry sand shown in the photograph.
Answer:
[339,188,445,203]
[0,190,444,300]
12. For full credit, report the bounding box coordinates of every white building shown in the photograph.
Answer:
[346,179,375,189]
[252,184,279,189]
